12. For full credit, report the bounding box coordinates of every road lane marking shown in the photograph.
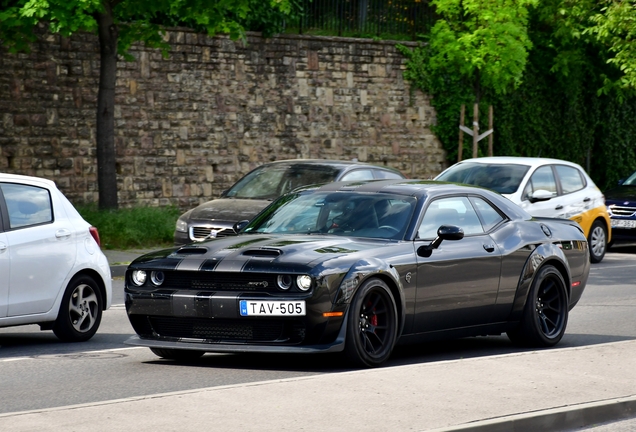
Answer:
[0,346,144,362]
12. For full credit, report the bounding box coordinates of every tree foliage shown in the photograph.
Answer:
[398,0,636,189]
[426,0,538,101]
[0,0,291,209]
[585,0,636,98]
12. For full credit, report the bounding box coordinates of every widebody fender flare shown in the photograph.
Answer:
[333,257,406,336]
[508,242,572,323]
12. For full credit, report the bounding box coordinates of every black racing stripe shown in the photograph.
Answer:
[175,257,208,271]
[200,258,221,271]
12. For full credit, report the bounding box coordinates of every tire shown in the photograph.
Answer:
[507,265,569,347]
[344,278,398,368]
[53,275,103,342]
[150,348,205,361]
[588,220,607,263]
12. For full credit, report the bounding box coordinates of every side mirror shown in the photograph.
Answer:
[233,220,250,233]
[220,189,229,198]
[417,225,464,258]
[618,179,625,186]
[528,189,554,203]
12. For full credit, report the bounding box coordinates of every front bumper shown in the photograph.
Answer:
[125,287,347,351]
[124,321,347,354]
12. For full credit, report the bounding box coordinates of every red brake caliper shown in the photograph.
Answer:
[370,312,378,327]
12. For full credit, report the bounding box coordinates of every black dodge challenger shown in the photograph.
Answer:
[124,180,590,367]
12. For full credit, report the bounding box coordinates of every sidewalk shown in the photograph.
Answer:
[1,341,635,431]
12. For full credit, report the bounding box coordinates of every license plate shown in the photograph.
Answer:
[239,300,306,316]
[611,219,636,229]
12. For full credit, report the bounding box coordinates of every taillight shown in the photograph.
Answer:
[89,226,101,247]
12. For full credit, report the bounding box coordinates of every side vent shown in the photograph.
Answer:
[242,248,282,257]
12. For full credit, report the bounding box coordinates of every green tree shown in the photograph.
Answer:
[399,0,538,160]
[428,0,538,102]
[0,0,291,209]
[585,0,636,98]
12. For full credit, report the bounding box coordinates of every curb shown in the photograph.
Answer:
[428,395,636,432]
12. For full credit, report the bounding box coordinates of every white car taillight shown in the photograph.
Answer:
[89,226,101,247]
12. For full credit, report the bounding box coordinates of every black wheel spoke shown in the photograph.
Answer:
[346,279,397,367]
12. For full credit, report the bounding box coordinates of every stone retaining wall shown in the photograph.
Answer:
[0,26,446,209]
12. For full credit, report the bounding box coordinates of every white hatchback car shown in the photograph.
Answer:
[436,157,611,263]
[0,173,112,341]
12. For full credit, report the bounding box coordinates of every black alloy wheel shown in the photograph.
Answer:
[344,278,398,368]
[507,265,569,347]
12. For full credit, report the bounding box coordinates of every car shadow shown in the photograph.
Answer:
[0,331,133,358]
[140,333,636,372]
[2,330,633,370]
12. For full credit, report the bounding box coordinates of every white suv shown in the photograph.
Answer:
[436,157,611,263]
[0,173,112,341]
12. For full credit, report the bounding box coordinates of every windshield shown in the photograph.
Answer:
[244,191,416,240]
[225,164,341,200]
[437,163,530,194]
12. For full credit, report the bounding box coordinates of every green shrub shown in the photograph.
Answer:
[77,205,181,250]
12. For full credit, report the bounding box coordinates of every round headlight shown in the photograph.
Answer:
[151,271,165,286]
[131,270,147,286]
[277,275,292,290]
[296,275,312,291]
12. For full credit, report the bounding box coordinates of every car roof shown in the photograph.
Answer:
[258,159,402,172]
[299,179,533,220]
[454,156,584,170]
[310,179,487,196]
[0,173,57,188]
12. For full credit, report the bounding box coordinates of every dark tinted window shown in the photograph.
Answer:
[225,164,339,199]
[471,197,505,232]
[437,163,530,194]
[418,196,484,239]
[245,191,415,240]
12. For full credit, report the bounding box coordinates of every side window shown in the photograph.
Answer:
[373,169,403,180]
[0,183,53,229]
[417,196,484,239]
[470,197,505,232]
[340,170,374,181]
[555,165,585,194]
[523,165,557,201]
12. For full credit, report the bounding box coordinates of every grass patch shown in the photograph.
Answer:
[77,205,181,250]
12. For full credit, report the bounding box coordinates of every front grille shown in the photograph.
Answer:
[609,205,636,217]
[190,226,237,241]
[164,272,280,293]
[147,316,306,343]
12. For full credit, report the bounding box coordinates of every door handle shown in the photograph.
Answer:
[583,197,591,202]
[555,205,563,210]
[0,242,6,252]
[55,229,72,238]
[483,244,495,253]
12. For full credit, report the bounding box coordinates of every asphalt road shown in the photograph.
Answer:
[0,246,634,416]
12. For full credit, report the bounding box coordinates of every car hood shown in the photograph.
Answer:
[604,186,636,204]
[131,234,397,271]
[188,198,272,223]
